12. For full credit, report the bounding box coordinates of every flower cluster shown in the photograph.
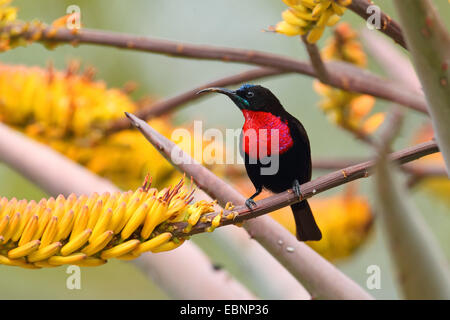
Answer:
[273,0,352,43]
[0,62,216,190]
[313,23,384,135]
[0,0,16,24]
[0,178,216,268]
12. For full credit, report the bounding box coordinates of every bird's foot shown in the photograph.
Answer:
[293,180,302,199]
[245,198,257,210]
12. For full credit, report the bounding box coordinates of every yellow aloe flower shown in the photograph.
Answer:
[0,0,45,52]
[234,178,373,261]
[412,124,450,206]
[0,62,221,190]
[0,178,215,269]
[313,23,384,135]
[272,0,352,43]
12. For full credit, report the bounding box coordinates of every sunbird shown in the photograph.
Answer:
[198,84,322,241]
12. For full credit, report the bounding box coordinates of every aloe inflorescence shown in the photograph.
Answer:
[0,177,215,268]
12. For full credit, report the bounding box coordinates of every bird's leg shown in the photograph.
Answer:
[292,179,302,199]
[245,186,262,210]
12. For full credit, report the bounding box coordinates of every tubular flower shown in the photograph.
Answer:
[412,124,450,206]
[0,62,219,190]
[313,23,384,135]
[272,0,352,43]
[0,178,215,268]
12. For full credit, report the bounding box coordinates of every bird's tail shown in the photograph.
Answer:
[290,200,322,241]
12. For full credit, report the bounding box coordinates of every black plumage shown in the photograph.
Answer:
[198,84,322,241]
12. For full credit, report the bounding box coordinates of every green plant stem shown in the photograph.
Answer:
[393,0,450,174]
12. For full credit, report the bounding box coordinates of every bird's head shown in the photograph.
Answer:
[197,84,284,113]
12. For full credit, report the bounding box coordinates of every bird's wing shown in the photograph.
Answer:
[284,113,313,180]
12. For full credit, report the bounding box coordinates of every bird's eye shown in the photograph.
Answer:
[246,92,254,98]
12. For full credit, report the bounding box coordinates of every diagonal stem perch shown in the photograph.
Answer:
[125,112,383,300]
[127,112,439,298]
[167,140,438,237]
[313,158,447,179]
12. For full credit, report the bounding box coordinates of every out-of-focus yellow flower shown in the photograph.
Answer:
[313,23,384,135]
[0,0,58,52]
[412,124,450,205]
[0,62,135,137]
[0,178,215,268]
[321,22,366,66]
[51,12,81,29]
[235,179,373,261]
[0,0,20,51]
[272,0,352,43]
[0,62,220,190]
[0,0,16,23]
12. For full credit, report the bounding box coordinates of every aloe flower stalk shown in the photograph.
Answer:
[0,177,215,268]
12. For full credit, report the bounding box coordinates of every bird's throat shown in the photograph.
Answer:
[241,110,294,156]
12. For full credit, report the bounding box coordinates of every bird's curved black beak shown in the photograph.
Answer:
[197,87,248,109]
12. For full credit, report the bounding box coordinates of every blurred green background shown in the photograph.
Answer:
[0,0,449,299]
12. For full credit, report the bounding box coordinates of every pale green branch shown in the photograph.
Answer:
[374,153,450,299]
[393,0,450,174]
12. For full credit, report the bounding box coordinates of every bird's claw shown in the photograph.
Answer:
[293,180,302,198]
[245,198,257,210]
